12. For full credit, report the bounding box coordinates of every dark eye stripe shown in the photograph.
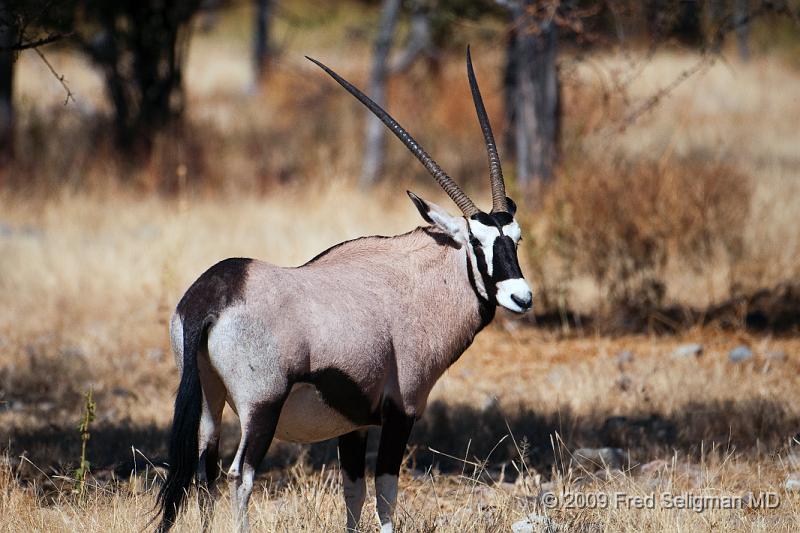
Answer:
[492,236,524,281]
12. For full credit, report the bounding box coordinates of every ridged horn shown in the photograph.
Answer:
[307,56,480,218]
[466,46,508,213]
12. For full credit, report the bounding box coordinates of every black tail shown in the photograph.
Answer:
[155,315,206,532]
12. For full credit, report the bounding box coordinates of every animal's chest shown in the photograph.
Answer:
[274,383,364,443]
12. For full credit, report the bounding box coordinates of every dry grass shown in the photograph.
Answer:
[2,326,800,531]
[2,4,800,532]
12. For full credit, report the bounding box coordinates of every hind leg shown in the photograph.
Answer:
[196,355,226,531]
[374,403,415,533]
[228,398,285,533]
[339,429,368,531]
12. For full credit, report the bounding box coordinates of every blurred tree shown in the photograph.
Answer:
[253,0,274,83]
[73,1,204,154]
[391,0,438,74]
[361,0,402,186]
[0,0,69,168]
[2,0,203,155]
[734,0,750,61]
[503,0,561,187]
[0,0,14,166]
[708,0,725,53]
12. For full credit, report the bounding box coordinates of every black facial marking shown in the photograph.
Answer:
[492,211,514,226]
[298,367,382,426]
[375,399,415,477]
[492,235,524,282]
[464,243,497,329]
[466,208,527,310]
[471,211,495,226]
[339,429,368,482]
[471,210,513,227]
[176,257,252,326]
[468,235,495,299]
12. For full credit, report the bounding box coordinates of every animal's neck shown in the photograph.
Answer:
[399,228,495,369]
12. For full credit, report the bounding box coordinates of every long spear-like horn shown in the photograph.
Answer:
[307,56,480,218]
[466,46,508,213]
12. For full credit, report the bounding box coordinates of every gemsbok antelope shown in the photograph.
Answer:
[156,48,533,532]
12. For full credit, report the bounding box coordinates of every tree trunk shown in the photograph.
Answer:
[84,2,200,154]
[0,0,14,166]
[360,0,401,187]
[505,1,560,187]
[391,1,434,74]
[253,0,273,83]
[708,0,725,53]
[735,0,750,61]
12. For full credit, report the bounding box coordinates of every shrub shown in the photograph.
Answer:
[539,155,751,312]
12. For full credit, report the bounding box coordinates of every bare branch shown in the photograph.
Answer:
[33,45,73,105]
[0,32,68,51]
[608,54,715,136]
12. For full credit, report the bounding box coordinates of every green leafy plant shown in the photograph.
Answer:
[73,388,96,498]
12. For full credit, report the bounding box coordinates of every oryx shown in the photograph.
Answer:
[156,48,532,532]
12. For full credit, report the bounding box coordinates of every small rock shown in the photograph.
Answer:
[729,345,754,363]
[672,343,703,358]
[766,350,788,362]
[539,480,557,493]
[785,475,800,492]
[639,459,668,475]
[592,468,625,481]
[572,447,625,471]
[511,514,560,533]
[616,350,634,364]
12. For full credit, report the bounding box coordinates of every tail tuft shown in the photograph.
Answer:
[154,319,205,532]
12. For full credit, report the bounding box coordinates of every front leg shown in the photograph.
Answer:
[374,401,415,533]
[339,429,368,531]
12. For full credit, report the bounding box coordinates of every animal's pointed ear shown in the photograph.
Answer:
[505,197,517,216]
[407,191,465,238]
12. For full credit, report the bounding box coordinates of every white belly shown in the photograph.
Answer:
[274,383,359,443]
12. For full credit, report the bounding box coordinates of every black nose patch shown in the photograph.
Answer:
[511,292,532,310]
